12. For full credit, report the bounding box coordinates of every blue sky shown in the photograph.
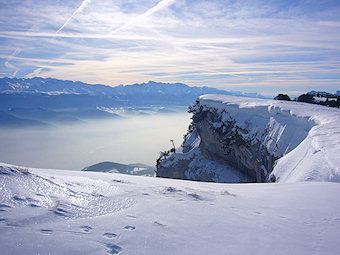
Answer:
[0,0,340,96]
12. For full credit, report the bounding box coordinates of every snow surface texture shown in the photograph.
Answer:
[158,95,340,183]
[1,163,340,255]
[199,95,340,183]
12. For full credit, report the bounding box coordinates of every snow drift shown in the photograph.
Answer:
[157,95,340,183]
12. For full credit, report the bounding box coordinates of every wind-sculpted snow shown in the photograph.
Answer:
[0,165,135,220]
[1,163,340,254]
[157,95,340,183]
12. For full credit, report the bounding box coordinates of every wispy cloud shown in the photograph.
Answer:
[57,0,92,33]
[4,61,19,78]
[5,48,21,77]
[113,0,176,33]
[25,67,43,78]
[0,0,340,95]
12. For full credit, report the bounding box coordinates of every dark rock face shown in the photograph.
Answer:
[157,101,275,182]
[156,157,191,180]
[157,98,314,183]
[193,109,276,182]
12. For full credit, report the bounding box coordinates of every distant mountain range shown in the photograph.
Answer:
[0,77,266,103]
[307,90,340,97]
[0,77,266,127]
[82,161,155,177]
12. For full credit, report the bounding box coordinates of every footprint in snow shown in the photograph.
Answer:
[220,190,237,197]
[53,208,69,217]
[154,221,166,228]
[164,187,183,193]
[124,225,135,230]
[91,193,105,198]
[103,233,117,239]
[187,193,203,201]
[30,203,41,208]
[40,229,53,235]
[112,179,131,184]
[12,195,26,201]
[105,244,122,254]
[80,225,93,233]
[0,204,12,209]
[6,223,20,227]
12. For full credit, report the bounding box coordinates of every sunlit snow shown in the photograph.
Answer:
[1,163,340,254]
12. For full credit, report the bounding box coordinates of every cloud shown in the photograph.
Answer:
[4,48,21,77]
[5,61,19,78]
[113,0,176,33]
[57,0,92,33]
[1,0,340,95]
[25,67,43,78]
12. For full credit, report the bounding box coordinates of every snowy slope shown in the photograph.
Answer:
[159,95,340,183]
[1,163,340,255]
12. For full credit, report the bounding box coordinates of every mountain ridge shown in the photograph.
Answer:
[0,77,266,126]
[0,77,266,99]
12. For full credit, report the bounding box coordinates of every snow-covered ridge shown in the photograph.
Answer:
[157,95,340,183]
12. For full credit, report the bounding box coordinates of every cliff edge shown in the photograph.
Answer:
[156,95,340,183]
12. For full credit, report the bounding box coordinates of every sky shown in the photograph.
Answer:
[0,0,340,97]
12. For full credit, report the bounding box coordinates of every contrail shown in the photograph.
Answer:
[5,48,21,78]
[25,68,43,79]
[113,0,176,33]
[57,0,92,33]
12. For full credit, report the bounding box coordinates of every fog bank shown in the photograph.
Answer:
[0,112,190,170]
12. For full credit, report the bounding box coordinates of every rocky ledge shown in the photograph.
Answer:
[156,95,340,183]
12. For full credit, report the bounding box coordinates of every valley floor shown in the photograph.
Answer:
[1,164,340,255]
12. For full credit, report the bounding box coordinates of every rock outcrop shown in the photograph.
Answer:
[157,95,340,183]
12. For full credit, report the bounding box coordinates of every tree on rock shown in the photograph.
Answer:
[274,94,291,101]
[297,94,314,103]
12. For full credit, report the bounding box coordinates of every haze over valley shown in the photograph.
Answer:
[0,109,190,170]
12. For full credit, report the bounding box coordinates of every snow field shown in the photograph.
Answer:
[1,164,340,254]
